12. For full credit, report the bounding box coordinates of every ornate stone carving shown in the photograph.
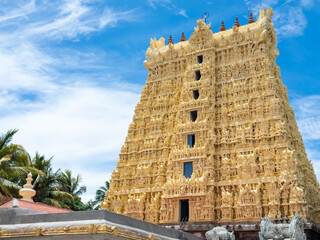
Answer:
[205,226,235,240]
[101,7,320,225]
[0,222,165,240]
[259,214,306,240]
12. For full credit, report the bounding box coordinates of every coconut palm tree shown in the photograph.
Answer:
[93,180,110,210]
[59,169,86,197]
[31,153,72,208]
[0,129,30,196]
[58,169,88,211]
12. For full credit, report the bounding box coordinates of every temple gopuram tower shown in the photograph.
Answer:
[101,8,320,230]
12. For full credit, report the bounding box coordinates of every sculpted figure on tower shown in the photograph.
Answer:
[101,8,320,225]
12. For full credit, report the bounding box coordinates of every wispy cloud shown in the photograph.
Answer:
[147,0,170,9]
[273,6,307,37]
[0,0,141,202]
[99,7,138,28]
[244,0,309,38]
[0,0,138,41]
[0,86,139,164]
[0,86,140,203]
[0,0,35,23]
[291,95,320,182]
[0,0,139,90]
[147,0,188,17]
[292,95,320,140]
[27,0,94,39]
[304,148,320,182]
[301,0,314,7]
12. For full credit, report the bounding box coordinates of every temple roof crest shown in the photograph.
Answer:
[194,18,211,32]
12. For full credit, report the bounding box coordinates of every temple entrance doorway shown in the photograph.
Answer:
[180,199,189,222]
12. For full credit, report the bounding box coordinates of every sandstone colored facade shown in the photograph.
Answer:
[101,8,320,225]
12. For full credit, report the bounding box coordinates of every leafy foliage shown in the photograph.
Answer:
[58,169,88,211]
[0,130,83,210]
[92,180,110,210]
[31,154,73,208]
[0,129,109,211]
[0,129,30,196]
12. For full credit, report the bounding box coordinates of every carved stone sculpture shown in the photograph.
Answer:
[205,227,235,240]
[259,214,306,240]
[101,8,320,226]
[289,214,307,240]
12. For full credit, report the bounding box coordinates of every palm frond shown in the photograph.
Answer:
[0,177,21,196]
[0,129,18,149]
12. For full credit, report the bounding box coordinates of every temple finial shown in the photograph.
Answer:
[248,13,255,24]
[19,172,36,202]
[167,35,174,44]
[219,21,226,31]
[233,17,240,27]
[180,32,186,42]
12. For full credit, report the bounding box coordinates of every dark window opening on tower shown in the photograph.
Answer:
[187,134,195,148]
[193,90,199,100]
[180,199,189,222]
[183,161,193,178]
[197,55,203,64]
[190,111,198,122]
[195,70,201,81]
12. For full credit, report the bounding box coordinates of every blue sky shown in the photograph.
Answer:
[0,0,319,202]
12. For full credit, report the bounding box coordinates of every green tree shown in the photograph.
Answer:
[93,180,109,210]
[58,169,88,211]
[0,129,89,210]
[0,129,31,197]
[59,169,86,197]
[31,153,72,208]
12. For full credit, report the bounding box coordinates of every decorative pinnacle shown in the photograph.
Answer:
[219,21,226,31]
[202,12,210,23]
[19,172,36,202]
[248,13,255,24]
[180,32,186,42]
[167,35,174,44]
[285,215,290,223]
[26,172,33,186]
[233,17,240,27]
[280,214,284,223]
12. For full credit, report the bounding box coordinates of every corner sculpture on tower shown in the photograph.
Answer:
[100,8,320,227]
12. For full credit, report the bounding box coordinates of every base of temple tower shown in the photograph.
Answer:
[160,220,320,240]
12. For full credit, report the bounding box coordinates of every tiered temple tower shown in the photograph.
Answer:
[101,8,320,226]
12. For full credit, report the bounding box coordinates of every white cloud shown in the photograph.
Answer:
[147,0,171,9]
[244,0,308,38]
[292,95,320,140]
[177,9,188,18]
[244,0,279,13]
[147,0,188,18]
[99,7,138,29]
[301,0,314,7]
[305,149,320,182]
[0,43,55,92]
[287,95,320,182]
[0,86,140,202]
[27,0,93,39]
[0,0,141,202]
[4,87,139,163]
[0,0,35,23]
[273,6,307,37]
[78,170,112,203]
[0,0,138,41]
